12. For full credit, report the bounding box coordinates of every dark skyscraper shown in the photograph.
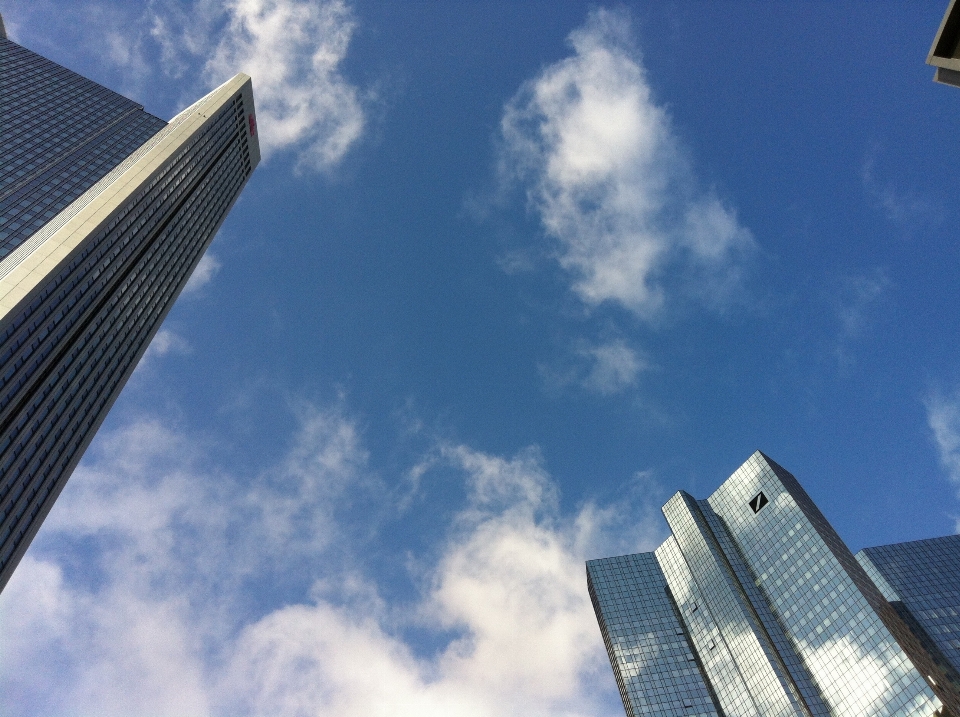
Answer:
[0,17,260,592]
[588,452,959,717]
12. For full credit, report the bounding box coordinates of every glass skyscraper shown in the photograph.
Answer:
[0,18,259,592]
[858,536,960,705]
[588,452,958,717]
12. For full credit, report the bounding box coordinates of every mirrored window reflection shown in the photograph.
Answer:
[588,552,722,717]
[589,452,947,717]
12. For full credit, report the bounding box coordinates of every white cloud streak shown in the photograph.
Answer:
[182,252,222,295]
[204,0,365,170]
[141,328,192,362]
[0,410,665,717]
[579,339,647,394]
[827,268,891,368]
[834,269,890,340]
[500,9,753,318]
[539,339,648,396]
[926,390,960,498]
[862,152,944,232]
[149,0,366,171]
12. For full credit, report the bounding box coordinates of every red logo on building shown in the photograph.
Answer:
[248,113,257,136]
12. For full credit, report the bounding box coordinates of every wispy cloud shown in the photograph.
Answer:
[500,8,753,319]
[833,269,890,340]
[579,339,647,394]
[136,0,368,171]
[137,328,192,370]
[198,0,366,171]
[182,252,222,295]
[825,268,892,368]
[0,409,665,716]
[926,390,960,499]
[5,1,366,171]
[541,338,648,396]
[862,151,944,233]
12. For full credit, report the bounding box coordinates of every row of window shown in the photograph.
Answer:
[0,127,247,570]
[0,57,144,164]
[0,41,165,256]
[0,116,165,255]
[0,96,249,575]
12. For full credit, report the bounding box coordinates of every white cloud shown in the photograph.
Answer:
[862,152,944,232]
[539,339,648,396]
[205,0,365,170]
[500,8,753,319]
[133,328,192,374]
[834,269,890,340]
[926,391,960,499]
[826,268,892,368]
[0,411,664,717]
[4,1,365,171]
[148,0,366,171]
[182,252,222,295]
[144,328,192,359]
[126,329,190,377]
[579,339,646,394]
[0,408,376,715]
[220,444,625,717]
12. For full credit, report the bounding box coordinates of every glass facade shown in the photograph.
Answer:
[661,490,806,717]
[586,551,721,717]
[0,39,168,258]
[589,452,953,717]
[0,36,259,592]
[859,536,960,707]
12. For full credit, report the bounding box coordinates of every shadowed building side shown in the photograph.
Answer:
[0,30,260,592]
[928,0,960,87]
[859,536,960,708]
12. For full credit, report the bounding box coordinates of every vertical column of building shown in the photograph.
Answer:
[658,491,809,717]
[697,500,833,717]
[587,553,722,717]
[707,451,943,717]
[655,535,760,716]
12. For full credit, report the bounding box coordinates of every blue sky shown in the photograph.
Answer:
[1,1,960,715]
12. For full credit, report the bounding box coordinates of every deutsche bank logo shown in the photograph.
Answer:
[749,492,769,514]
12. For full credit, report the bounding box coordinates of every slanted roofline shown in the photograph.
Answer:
[928,0,960,86]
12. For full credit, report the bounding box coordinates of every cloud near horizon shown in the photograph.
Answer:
[0,406,665,716]
[500,9,753,319]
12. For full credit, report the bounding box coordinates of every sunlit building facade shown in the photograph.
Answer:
[588,452,958,717]
[0,18,260,592]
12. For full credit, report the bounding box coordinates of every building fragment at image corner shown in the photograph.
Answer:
[929,0,960,87]
[588,452,960,717]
